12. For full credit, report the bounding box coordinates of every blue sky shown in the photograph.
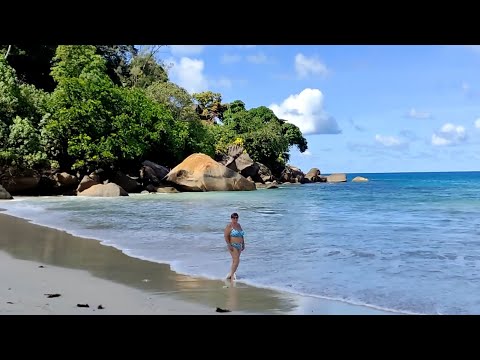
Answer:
[157,45,480,174]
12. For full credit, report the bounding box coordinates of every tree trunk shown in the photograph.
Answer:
[4,45,11,59]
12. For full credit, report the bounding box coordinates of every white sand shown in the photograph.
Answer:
[0,251,220,315]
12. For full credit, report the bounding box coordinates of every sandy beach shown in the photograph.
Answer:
[0,250,216,314]
[0,209,394,315]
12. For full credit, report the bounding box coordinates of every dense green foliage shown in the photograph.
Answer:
[0,56,20,123]
[192,91,227,123]
[95,45,137,86]
[0,45,308,178]
[0,57,49,168]
[146,81,197,122]
[221,101,308,170]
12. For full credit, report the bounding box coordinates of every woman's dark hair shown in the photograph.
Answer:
[231,212,239,218]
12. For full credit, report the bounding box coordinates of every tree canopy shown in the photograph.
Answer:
[0,45,308,178]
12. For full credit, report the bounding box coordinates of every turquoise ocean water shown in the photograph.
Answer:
[2,171,480,314]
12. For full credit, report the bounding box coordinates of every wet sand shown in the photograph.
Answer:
[0,210,394,315]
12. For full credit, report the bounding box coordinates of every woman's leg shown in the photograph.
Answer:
[226,246,234,279]
[227,248,241,280]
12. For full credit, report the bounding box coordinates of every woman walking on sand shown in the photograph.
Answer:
[224,212,245,280]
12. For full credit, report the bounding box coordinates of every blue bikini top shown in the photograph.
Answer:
[230,228,245,237]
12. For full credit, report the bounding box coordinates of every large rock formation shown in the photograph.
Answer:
[140,160,170,186]
[253,162,273,183]
[77,183,128,197]
[76,175,100,193]
[54,172,78,187]
[326,173,347,183]
[280,165,305,183]
[352,176,368,182]
[53,171,79,195]
[3,176,40,194]
[220,144,244,168]
[218,145,273,184]
[305,168,323,182]
[165,153,256,192]
[0,185,13,199]
[111,171,140,193]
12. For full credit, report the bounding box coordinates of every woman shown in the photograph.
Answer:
[224,212,245,280]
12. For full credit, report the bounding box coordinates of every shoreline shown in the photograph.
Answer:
[0,209,395,315]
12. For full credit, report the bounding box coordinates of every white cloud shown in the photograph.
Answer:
[294,53,328,78]
[300,150,312,156]
[168,57,232,93]
[169,57,208,93]
[269,88,341,135]
[170,45,205,56]
[237,45,256,49]
[431,123,467,146]
[246,52,268,64]
[431,135,450,146]
[405,108,432,119]
[375,134,404,147]
[221,54,241,64]
[475,118,480,129]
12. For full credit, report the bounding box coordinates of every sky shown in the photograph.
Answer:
[156,45,480,174]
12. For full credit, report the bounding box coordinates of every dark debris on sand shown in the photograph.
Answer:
[216,307,231,313]
[45,293,61,298]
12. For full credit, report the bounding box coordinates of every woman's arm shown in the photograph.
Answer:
[241,238,245,250]
[240,225,245,250]
[224,225,232,248]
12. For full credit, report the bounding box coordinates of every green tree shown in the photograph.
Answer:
[18,83,49,126]
[0,57,49,126]
[0,57,49,169]
[175,118,216,159]
[282,121,308,152]
[146,81,198,122]
[6,116,47,168]
[221,101,308,172]
[109,87,179,169]
[45,45,189,172]
[192,91,227,123]
[0,45,141,90]
[95,45,137,86]
[127,46,169,88]
[50,45,111,81]
[145,81,217,160]
[0,120,8,149]
[241,120,289,168]
[44,45,119,170]
[0,56,21,124]
[208,122,237,155]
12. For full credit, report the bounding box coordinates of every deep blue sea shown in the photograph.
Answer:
[2,171,480,314]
